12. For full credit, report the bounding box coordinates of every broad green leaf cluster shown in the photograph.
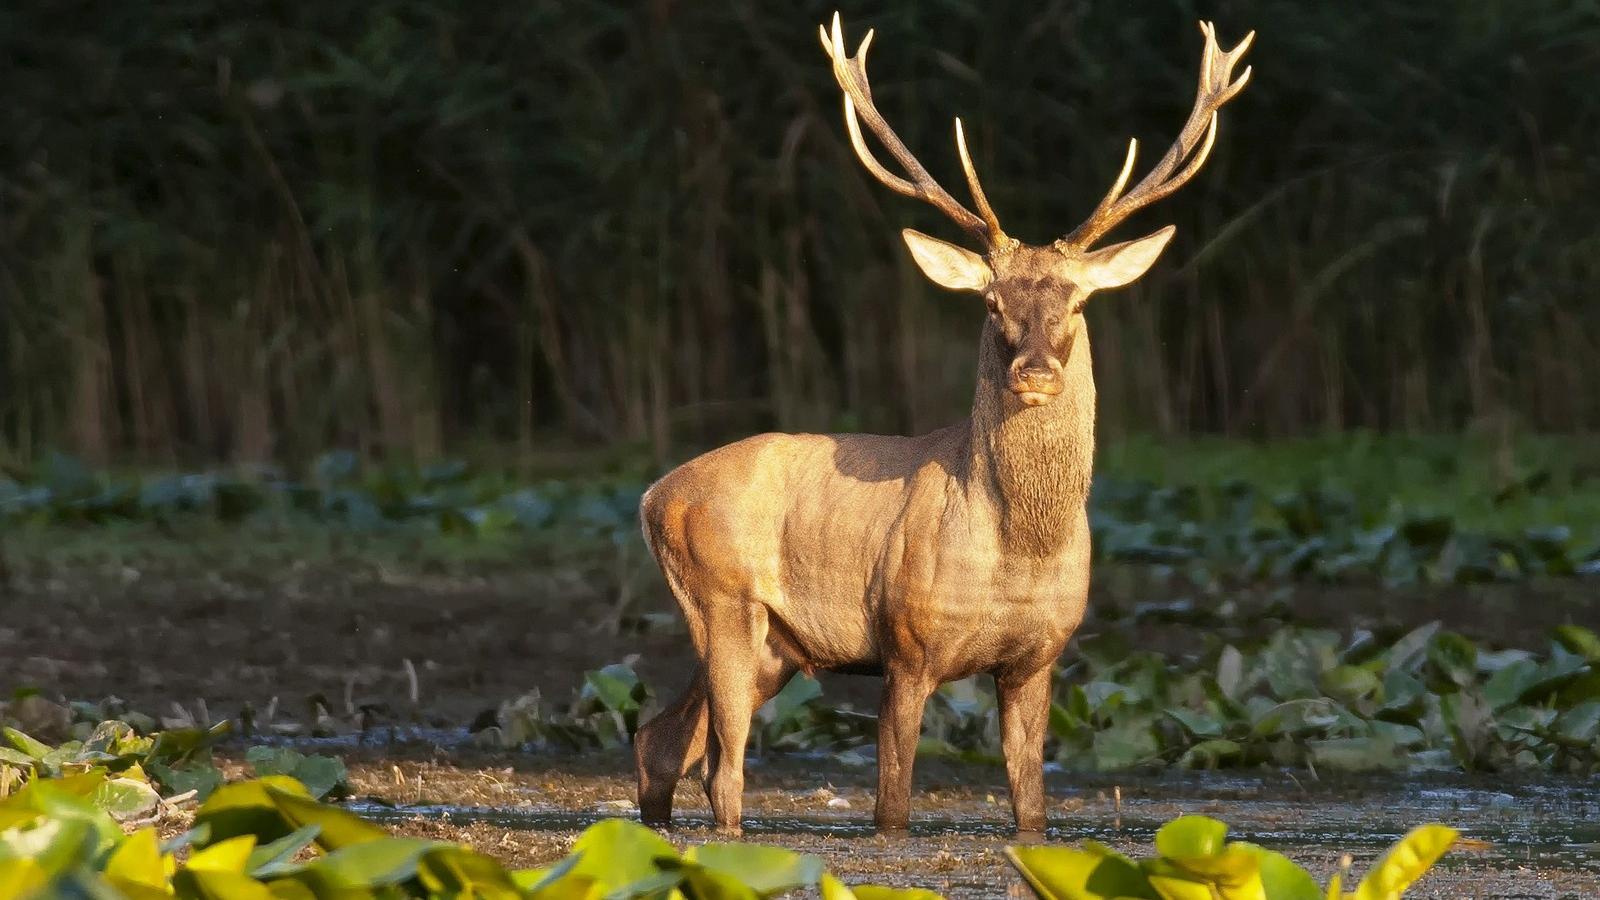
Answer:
[0,718,348,810]
[470,625,1600,775]
[475,663,654,751]
[0,775,1461,900]
[0,452,645,541]
[1007,814,1457,900]
[5,451,1598,583]
[1042,622,1600,773]
[0,771,931,900]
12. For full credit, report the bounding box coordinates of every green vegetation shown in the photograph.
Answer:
[6,436,1598,586]
[0,715,347,810]
[1042,623,1600,774]
[3,2,1598,464]
[1007,815,1457,900]
[0,764,1460,900]
[471,623,1600,776]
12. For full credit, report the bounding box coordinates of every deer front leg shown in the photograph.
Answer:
[874,669,932,830]
[996,663,1054,833]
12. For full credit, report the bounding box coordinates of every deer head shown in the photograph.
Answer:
[821,14,1253,407]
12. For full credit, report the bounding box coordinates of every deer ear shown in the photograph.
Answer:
[1076,225,1176,292]
[901,229,991,292]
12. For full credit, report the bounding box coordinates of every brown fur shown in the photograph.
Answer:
[635,247,1108,835]
[633,14,1250,835]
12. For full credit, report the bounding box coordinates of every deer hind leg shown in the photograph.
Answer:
[701,600,796,835]
[635,665,709,825]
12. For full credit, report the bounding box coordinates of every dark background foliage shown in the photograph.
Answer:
[3,0,1597,467]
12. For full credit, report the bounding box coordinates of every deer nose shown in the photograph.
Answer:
[1008,358,1063,398]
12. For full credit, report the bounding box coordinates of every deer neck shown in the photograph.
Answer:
[964,318,1096,557]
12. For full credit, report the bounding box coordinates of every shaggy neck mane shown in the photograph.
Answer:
[964,320,1096,557]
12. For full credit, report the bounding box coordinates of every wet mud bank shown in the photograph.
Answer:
[331,750,1600,899]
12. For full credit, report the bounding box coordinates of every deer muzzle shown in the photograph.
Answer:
[1008,358,1064,406]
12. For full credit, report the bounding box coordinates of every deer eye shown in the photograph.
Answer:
[1046,314,1062,329]
[985,293,1003,317]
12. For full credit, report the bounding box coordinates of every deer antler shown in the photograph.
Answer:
[820,13,1007,251]
[1060,22,1254,251]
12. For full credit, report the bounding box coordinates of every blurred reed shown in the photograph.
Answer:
[1,0,1596,468]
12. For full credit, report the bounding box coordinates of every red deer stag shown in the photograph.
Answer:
[635,13,1253,834]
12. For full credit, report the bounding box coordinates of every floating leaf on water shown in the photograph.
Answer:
[1215,646,1244,701]
[1321,665,1382,708]
[246,747,348,800]
[1440,692,1491,769]
[1177,739,1244,770]
[103,827,170,894]
[1307,736,1406,772]
[187,834,258,873]
[247,824,321,878]
[1557,670,1600,707]
[1553,625,1600,663]
[561,818,678,893]
[93,777,161,821]
[266,786,386,852]
[684,843,826,896]
[1351,824,1457,900]
[290,837,449,890]
[3,728,52,761]
[417,845,523,896]
[1425,632,1479,689]
[1153,816,1228,859]
[1553,700,1600,744]
[149,761,224,802]
[1006,844,1157,900]
[1232,843,1321,900]
[1164,708,1224,739]
[1092,719,1160,771]
[1367,720,1425,749]
[1385,622,1441,675]
[193,777,312,847]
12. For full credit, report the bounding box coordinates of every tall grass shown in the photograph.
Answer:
[2,0,1597,466]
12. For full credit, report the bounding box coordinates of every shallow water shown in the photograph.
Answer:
[348,770,1600,898]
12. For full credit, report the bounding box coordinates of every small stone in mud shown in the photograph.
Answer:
[811,787,835,801]
[827,797,851,809]
[596,799,635,811]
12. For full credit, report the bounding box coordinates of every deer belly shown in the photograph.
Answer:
[893,576,1082,679]
[764,594,877,673]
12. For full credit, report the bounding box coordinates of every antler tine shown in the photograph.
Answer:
[1062,21,1254,250]
[955,118,1004,241]
[822,13,1001,248]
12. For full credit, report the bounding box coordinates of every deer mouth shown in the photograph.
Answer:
[1010,385,1062,406]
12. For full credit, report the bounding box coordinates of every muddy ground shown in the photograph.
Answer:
[4,528,1599,896]
[272,747,1597,899]
[3,527,1593,726]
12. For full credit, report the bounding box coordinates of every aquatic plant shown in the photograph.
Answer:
[0,717,347,808]
[0,769,932,899]
[1008,814,1457,900]
[4,446,1598,586]
[0,768,1458,900]
[474,624,1600,777]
